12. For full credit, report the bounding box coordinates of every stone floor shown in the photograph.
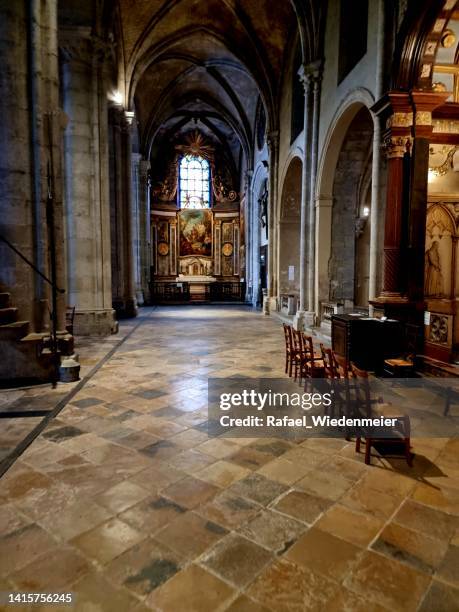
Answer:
[0,306,458,612]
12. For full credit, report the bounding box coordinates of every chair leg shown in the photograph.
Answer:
[355,437,361,453]
[285,354,288,374]
[364,439,371,465]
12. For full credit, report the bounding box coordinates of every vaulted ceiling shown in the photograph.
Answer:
[60,0,324,168]
[112,0,301,164]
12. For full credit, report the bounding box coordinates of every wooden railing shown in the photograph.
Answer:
[150,282,191,304]
[210,282,246,302]
[150,281,246,304]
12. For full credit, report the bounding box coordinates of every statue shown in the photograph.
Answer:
[425,241,444,297]
[259,186,268,233]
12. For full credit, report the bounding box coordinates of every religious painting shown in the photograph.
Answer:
[179,209,212,257]
[222,222,233,243]
[158,221,169,243]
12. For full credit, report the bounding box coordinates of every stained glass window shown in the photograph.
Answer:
[179,155,211,209]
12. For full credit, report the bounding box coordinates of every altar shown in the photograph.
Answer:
[176,273,216,302]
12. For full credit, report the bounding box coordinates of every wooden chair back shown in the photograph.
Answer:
[283,323,292,351]
[350,362,371,417]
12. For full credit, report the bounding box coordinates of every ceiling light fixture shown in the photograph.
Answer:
[110,90,123,105]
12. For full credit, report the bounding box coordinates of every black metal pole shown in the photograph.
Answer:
[0,235,65,294]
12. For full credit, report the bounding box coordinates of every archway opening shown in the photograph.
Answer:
[279,157,302,301]
[329,106,373,309]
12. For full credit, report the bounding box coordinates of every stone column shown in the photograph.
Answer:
[0,1,39,328]
[139,159,151,302]
[131,152,143,305]
[307,66,322,317]
[295,62,321,330]
[60,29,117,335]
[244,170,253,302]
[109,107,138,318]
[0,0,70,334]
[296,66,311,320]
[314,196,333,315]
[368,115,382,309]
[266,130,279,313]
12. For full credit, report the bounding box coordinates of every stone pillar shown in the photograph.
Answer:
[295,62,322,330]
[307,66,322,317]
[244,170,253,302]
[297,67,311,317]
[0,1,38,327]
[368,115,382,310]
[109,107,138,318]
[139,159,151,302]
[266,131,279,313]
[0,0,69,333]
[314,196,333,315]
[131,153,143,305]
[60,28,117,335]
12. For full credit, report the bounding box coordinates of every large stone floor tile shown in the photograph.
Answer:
[154,511,228,559]
[285,526,363,581]
[146,563,235,611]
[247,558,339,611]
[201,533,273,588]
[70,518,144,564]
[344,550,431,611]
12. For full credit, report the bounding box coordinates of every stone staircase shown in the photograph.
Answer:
[0,292,55,386]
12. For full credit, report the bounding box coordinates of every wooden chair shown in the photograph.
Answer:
[302,334,325,378]
[351,362,413,466]
[320,344,335,379]
[291,328,304,382]
[282,323,293,376]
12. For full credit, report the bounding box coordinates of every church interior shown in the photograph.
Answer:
[0,0,458,610]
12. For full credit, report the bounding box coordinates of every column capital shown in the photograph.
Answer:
[298,60,323,94]
[383,135,412,158]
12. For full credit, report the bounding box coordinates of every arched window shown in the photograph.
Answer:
[179,155,211,208]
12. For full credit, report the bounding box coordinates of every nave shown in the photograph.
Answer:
[0,307,457,611]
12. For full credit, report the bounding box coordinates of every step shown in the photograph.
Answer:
[0,307,18,324]
[0,320,30,340]
[0,293,10,308]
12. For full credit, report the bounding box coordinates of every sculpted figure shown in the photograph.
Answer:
[425,241,444,297]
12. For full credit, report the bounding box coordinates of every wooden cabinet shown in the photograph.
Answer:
[332,314,403,371]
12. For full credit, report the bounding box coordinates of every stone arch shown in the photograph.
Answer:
[278,157,302,297]
[315,89,375,314]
